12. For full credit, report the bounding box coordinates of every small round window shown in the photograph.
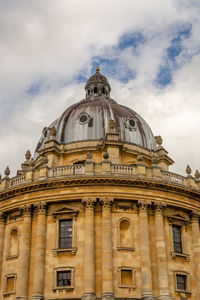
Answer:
[79,113,90,125]
[127,117,136,129]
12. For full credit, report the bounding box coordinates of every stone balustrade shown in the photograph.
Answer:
[0,163,199,192]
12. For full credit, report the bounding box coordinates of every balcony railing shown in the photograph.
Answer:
[0,163,198,191]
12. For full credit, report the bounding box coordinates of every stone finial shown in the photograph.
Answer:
[103,151,109,160]
[96,66,100,72]
[4,166,10,177]
[108,119,115,131]
[155,135,163,147]
[186,164,192,176]
[194,170,200,179]
[25,150,31,161]
[50,126,57,137]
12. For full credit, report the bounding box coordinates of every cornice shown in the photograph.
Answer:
[0,176,199,202]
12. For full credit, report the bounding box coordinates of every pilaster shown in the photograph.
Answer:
[137,200,154,300]
[32,202,47,300]
[154,202,171,300]
[100,198,115,300]
[0,213,6,295]
[191,211,200,299]
[82,198,96,300]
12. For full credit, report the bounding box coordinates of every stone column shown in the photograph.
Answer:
[154,202,170,300]
[16,205,32,300]
[191,211,200,299]
[82,198,96,300]
[100,198,114,300]
[32,202,47,300]
[138,200,154,300]
[0,213,6,295]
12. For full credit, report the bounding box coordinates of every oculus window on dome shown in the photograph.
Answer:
[127,117,136,130]
[79,113,90,125]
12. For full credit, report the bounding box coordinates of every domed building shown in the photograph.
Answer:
[0,68,200,300]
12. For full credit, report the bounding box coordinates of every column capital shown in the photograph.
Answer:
[137,200,151,213]
[0,212,7,224]
[191,210,200,223]
[82,197,96,210]
[100,197,113,210]
[153,201,167,215]
[35,201,47,215]
[20,204,32,217]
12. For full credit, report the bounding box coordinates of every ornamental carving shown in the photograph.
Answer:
[82,198,96,210]
[190,211,200,223]
[137,200,151,213]
[35,201,47,215]
[153,201,167,215]
[20,204,32,217]
[100,198,113,210]
[0,212,6,224]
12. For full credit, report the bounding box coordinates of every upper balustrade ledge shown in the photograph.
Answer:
[0,163,199,192]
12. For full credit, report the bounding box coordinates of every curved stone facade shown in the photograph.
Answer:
[0,71,200,300]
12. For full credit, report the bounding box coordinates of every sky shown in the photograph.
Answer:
[0,0,200,177]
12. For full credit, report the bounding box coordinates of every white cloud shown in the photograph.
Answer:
[0,0,200,177]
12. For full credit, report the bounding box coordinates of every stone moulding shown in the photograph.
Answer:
[0,176,199,202]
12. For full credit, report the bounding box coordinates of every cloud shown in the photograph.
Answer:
[0,0,200,177]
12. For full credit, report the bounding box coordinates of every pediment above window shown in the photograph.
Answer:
[52,206,79,220]
[164,208,190,225]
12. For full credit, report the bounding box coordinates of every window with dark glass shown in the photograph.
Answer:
[57,270,71,287]
[176,274,186,290]
[172,225,182,253]
[59,219,72,248]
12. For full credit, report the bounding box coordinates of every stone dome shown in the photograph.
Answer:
[35,69,156,156]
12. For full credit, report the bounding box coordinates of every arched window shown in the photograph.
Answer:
[102,87,105,94]
[94,87,98,94]
[117,218,134,250]
[8,228,19,258]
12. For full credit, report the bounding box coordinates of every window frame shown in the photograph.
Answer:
[59,219,73,249]
[4,273,17,296]
[172,225,182,253]
[52,207,79,255]
[174,271,191,295]
[118,267,136,289]
[53,267,75,291]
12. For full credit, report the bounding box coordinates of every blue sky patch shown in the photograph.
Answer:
[118,32,146,50]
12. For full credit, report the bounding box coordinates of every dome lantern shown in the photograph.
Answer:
[85,67,111,98]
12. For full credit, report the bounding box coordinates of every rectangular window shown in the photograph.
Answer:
[173,225,182,253]
[176,274,187,290]
[7,276,15,293]
[121,270,132,286]
[59,219,72,249]
[57,270,71,287]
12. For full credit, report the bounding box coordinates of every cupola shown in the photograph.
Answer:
[85,67,111,98]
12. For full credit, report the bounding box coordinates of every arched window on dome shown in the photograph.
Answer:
[7,227,19,258]
[117,218,134,250]
[102,87,105,94]
[94,87,98,94]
